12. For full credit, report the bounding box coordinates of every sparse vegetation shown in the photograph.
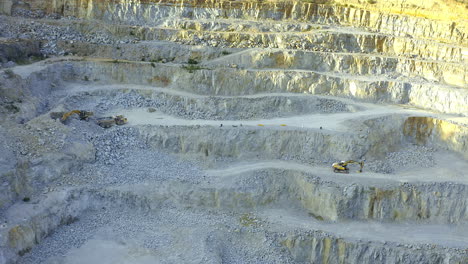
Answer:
[187,58,199,64]
[5,103,20,113]
[300,0,331,4]
[148,75,171,86]
[182,64,204,73]
[150,57,164,63]
[3,69,15,79]
[60,216,79,226]
[239,213,261,227]
[308,212,324,221]
[18,247,31,256]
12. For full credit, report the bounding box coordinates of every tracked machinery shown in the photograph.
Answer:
[60,110,94,122]
[96,115,128,128]
[50,110,94,122]
[50,110,127,128]
[332,160,364,173]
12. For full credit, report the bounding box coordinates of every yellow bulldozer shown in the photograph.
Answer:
[332,160,364,173]
[96,115,128,128]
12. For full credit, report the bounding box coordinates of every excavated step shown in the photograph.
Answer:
[58,40,466,88]
[209,166,468,223]
[267,209,468,264]
[38,16,463,63]
[94,166,468,223]
[2,186,467,264]
[58,40,242,64]
[96,24,466,63]
[362,115,468,160]
[74,61,468,116]
[45,0,467,45]
[5,60,467,159]
[136,115,468,164]
[60,84,359,120]
[5,58,468,117]
[206,49,466,88]
[0,189,89,264]
[15,60,461,115]
[0,38,42,64]
[140,125,368,164]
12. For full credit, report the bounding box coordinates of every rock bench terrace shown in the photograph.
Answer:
[0,0,467,263]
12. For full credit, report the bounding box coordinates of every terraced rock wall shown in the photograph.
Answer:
[19,0,467,44]
[1,0,467,263]
[49,61,468,115]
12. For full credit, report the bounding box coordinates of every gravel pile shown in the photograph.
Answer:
[0,16,117,55]
[18,200,291,264]
[367,145,436,174]
[99,90,213,119]
[55,123,206,186]
[317,99,349,113]
[91,90,351,121]
[67,147,206,186]
[11,7,60,19]
[172,33,335,52]
[89,126,145,165]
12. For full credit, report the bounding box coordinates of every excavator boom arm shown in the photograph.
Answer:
[332,160,364,173]
[61,110,94,122]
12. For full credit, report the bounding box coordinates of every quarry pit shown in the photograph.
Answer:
[0,0,467,263]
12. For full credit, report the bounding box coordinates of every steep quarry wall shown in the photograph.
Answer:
[363,115,468,160]
[208,50,466,87]
[97,26,466,62]
[68,61,467,115]
[281,232,468,264]
[0,39,41,64]
[6,59,468,118]
[142,125,366,164]
[403,117,468,159]
[16,0,467,45]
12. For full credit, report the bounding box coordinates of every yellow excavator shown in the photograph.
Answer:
[50,110,127,129]
[332,160,364,173]
[59,110,94,122]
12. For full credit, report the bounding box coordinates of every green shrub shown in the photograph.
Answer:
[187,58,199,64]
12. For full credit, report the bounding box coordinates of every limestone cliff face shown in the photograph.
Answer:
[13,0,467,45]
